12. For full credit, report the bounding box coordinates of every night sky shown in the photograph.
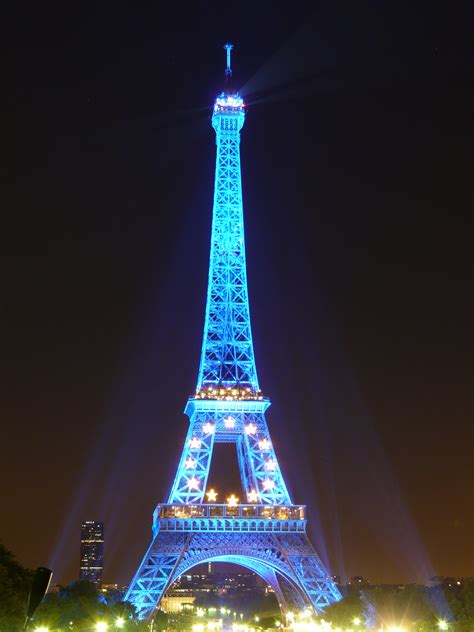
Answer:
[1,1,472,586]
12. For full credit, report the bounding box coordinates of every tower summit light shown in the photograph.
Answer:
[124,44,341,619]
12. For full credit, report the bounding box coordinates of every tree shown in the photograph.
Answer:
[0,541,33,631]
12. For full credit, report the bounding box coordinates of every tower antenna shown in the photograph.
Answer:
[224,42,233,82]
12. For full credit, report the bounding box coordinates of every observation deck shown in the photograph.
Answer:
[153,504,306,536]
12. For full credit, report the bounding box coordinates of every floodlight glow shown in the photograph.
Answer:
[353,618,361,626]
[197,608,205,617]
[387,627,406,632]
[115,617,125,628]
[437,622,449,631]
[96,623,108,632]
[34,627,49,632]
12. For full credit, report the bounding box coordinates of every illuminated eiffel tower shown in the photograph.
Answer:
[125,44,341,620]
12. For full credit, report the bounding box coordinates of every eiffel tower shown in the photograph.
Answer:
[125,44,341,619]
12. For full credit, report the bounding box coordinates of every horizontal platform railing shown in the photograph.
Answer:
[152,504,308,534]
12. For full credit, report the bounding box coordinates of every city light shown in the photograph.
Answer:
[115,617,125,628]
[34,627,49,632]
[353,618,361,626]
[95,623,108,632]
[387,627,406,632]
[437,621,449,631]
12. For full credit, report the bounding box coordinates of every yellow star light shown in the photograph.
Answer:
[227,494,239,507]
[206,488,218,502]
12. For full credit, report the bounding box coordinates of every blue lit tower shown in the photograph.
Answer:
[125,44,341,619]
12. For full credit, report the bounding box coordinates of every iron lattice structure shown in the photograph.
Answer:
[125,45,341,620]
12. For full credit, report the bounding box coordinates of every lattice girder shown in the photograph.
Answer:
[124,531,340,620]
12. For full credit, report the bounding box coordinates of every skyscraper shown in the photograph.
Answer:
[80,520,104,585]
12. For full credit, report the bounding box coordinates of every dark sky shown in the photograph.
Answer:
[1,1,472,586]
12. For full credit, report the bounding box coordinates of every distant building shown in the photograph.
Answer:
[161,595,196,613]
[80,520,104,584]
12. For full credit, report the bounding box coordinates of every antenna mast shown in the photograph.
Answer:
[224,42,233,82]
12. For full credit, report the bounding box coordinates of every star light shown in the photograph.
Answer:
[262,478,275,491]
[224,416,236,429]
[227,494,239,506]
[245,423,257,435]
[184,457,196,469]
[187,476,200,490]
[189,437,202,449]
[206,488,218,502]
[265,459,276,471]
[258,438,271,450]
[248,489,259,502]
[437,623,449,631]
[203,422,215,434]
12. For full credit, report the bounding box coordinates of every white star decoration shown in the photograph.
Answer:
[187,476,200,490]
[224,416,235,429]
[248,490,259,503]
[203,422,215,434]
